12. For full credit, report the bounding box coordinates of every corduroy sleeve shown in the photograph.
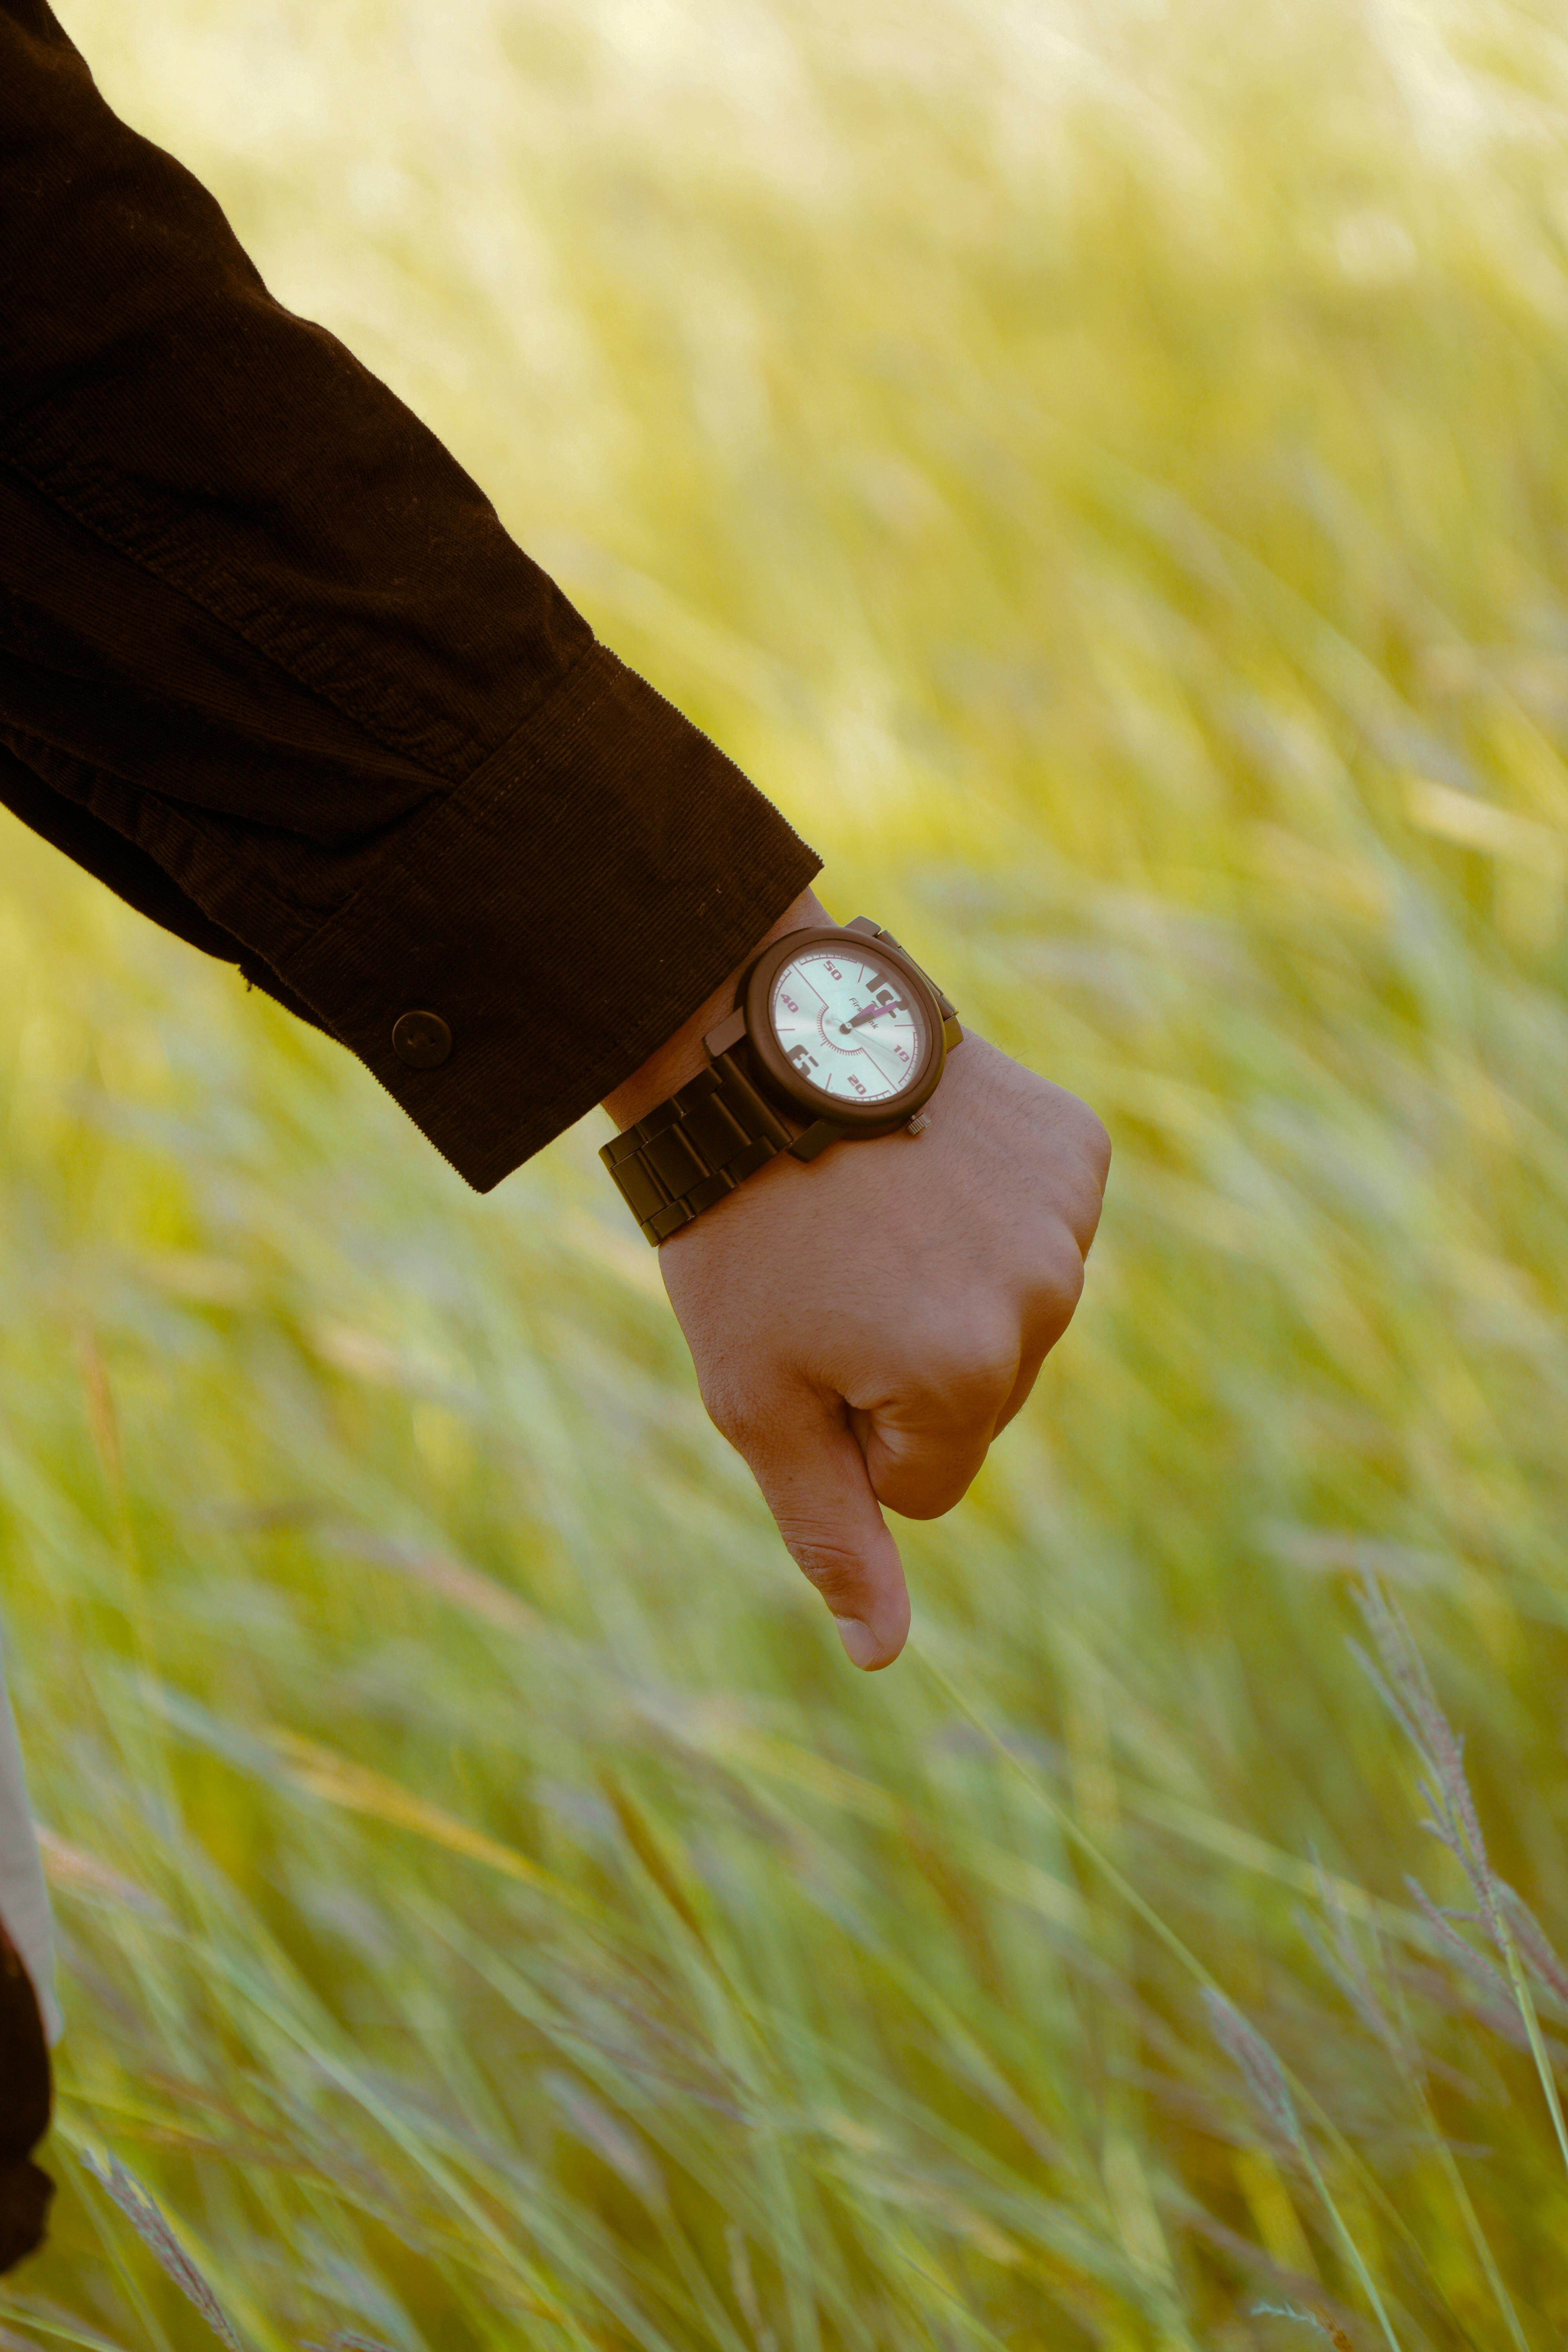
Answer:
[0,0,819,1191]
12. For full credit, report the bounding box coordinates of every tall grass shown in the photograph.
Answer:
[7,0,1568,2340]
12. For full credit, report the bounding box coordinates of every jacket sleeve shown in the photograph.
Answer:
[0,0,819,1192]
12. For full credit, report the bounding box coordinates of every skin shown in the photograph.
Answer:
[603,888,1111,1670]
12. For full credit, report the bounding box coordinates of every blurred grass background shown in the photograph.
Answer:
[7,0,1568,2343]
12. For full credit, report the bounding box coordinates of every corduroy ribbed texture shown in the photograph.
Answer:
[0,0,820,1191]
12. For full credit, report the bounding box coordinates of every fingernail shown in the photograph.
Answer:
[834,1617,881,1669]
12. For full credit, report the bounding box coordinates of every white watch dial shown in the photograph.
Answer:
[769,948,927,1106]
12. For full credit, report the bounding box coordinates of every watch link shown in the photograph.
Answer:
[601,917,964,1245]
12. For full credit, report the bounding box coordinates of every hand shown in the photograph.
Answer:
[657,1030,1109,1668]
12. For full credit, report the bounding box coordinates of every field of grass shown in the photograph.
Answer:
[8,0,1568,2343]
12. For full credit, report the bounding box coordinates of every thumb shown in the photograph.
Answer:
[741,1388,911,1670]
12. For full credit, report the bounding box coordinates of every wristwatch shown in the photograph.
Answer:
[601,916,964,1245]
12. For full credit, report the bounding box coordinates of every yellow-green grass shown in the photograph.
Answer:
[7,0,1568,2341]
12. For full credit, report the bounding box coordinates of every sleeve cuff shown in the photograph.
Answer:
[271,643,820,1192]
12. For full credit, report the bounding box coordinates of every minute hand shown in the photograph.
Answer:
[842,998,906,1031]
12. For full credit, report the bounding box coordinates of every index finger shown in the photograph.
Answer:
[725,1381,912,1669]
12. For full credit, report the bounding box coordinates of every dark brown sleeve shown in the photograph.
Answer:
[0,0,818,1191]
[0,1915,52,2276]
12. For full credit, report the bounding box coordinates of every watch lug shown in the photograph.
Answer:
[943,1014,964,1051]
[844,915,881,936]
[788,1119,841,1163]
[876,924,960,1025]
[703,1007,748,1058]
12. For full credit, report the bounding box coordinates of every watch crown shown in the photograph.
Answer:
[906,1110,932,1136]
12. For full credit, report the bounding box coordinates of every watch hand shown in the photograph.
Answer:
[839,998,905,1032]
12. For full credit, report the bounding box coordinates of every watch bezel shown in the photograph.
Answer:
[739,926,947,1130]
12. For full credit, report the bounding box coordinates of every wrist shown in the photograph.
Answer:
[601,886,829,1130]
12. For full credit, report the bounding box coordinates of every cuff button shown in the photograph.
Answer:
[392,1010,453,1069]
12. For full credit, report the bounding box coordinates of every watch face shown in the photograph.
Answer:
[768,946,931,1107]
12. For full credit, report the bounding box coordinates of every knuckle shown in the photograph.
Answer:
[880,1341,1014,1465]
[1045,1228,1088,1300]
[1050,1098,1111,1221]
[699,1367,765,1447]
[1051,1083,1106,1149]
[1079,1107,1112,1185]
[777,1528,866,1608]
[1027,1232,1086,1339]
[922,1318,1018,1416]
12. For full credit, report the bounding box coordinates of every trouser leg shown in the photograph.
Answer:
[0,1664,55,2272]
